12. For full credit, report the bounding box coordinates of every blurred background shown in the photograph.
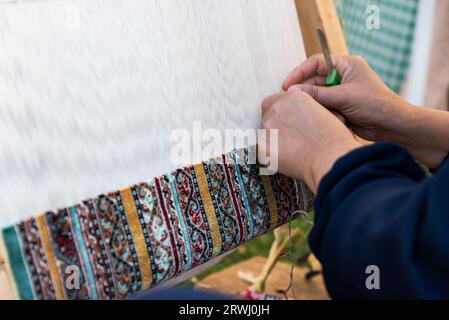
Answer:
[337,0,448,109]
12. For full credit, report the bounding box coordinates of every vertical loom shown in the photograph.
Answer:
[0,0,347,299]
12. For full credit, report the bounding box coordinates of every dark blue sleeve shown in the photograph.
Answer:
[309,142,449,299]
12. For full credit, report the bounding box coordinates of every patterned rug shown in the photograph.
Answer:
[0,147,314,300]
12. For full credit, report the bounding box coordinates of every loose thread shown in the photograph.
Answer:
[279,180,313,299]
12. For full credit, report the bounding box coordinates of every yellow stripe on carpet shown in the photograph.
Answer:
[36,214,65,300]
[120,187,153,288]
[261,176,278,229]
[193,164,222,257]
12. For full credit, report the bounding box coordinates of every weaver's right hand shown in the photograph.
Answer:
[282,54,449,168]
[283,54,412,143]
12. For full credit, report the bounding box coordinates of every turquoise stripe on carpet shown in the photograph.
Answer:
[2,225,34,300]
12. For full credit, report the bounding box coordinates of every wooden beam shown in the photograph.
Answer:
[0,236,14,300]
[296,0,348,57]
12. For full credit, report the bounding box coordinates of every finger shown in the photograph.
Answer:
[261,92,284,115]
[287,84,345,110]
[282,54,349,90]
[262,93,293,125]
[329,110,346,124]
[286,87,346,124]
[301,75,327,86]
[282,54,327,90]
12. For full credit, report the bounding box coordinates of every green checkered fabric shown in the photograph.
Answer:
[335,0,419,93]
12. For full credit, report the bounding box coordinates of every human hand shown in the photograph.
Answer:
[261,88,361,193]
[283,54,448,168]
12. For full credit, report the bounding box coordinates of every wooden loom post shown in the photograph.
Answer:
[0,1,347,300]
[295,0,348,57]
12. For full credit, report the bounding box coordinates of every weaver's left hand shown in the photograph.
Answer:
[261,87,361,193]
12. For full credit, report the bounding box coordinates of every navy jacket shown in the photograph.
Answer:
[309,142,449,299]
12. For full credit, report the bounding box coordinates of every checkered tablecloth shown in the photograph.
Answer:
[336,0,419,93]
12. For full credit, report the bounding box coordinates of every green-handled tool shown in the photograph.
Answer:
[317,29,341,86]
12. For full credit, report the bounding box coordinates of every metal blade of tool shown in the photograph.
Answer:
[317,29,334,75]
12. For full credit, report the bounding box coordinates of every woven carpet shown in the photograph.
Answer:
[0,147,313,300]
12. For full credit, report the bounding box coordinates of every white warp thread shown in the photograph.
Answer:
[0,0,306,228]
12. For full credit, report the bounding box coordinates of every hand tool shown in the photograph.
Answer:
[317,29,341,86]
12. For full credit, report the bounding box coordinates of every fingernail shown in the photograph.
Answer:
[287,85,303,93]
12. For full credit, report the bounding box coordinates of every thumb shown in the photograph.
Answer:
[287,84,344,110]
